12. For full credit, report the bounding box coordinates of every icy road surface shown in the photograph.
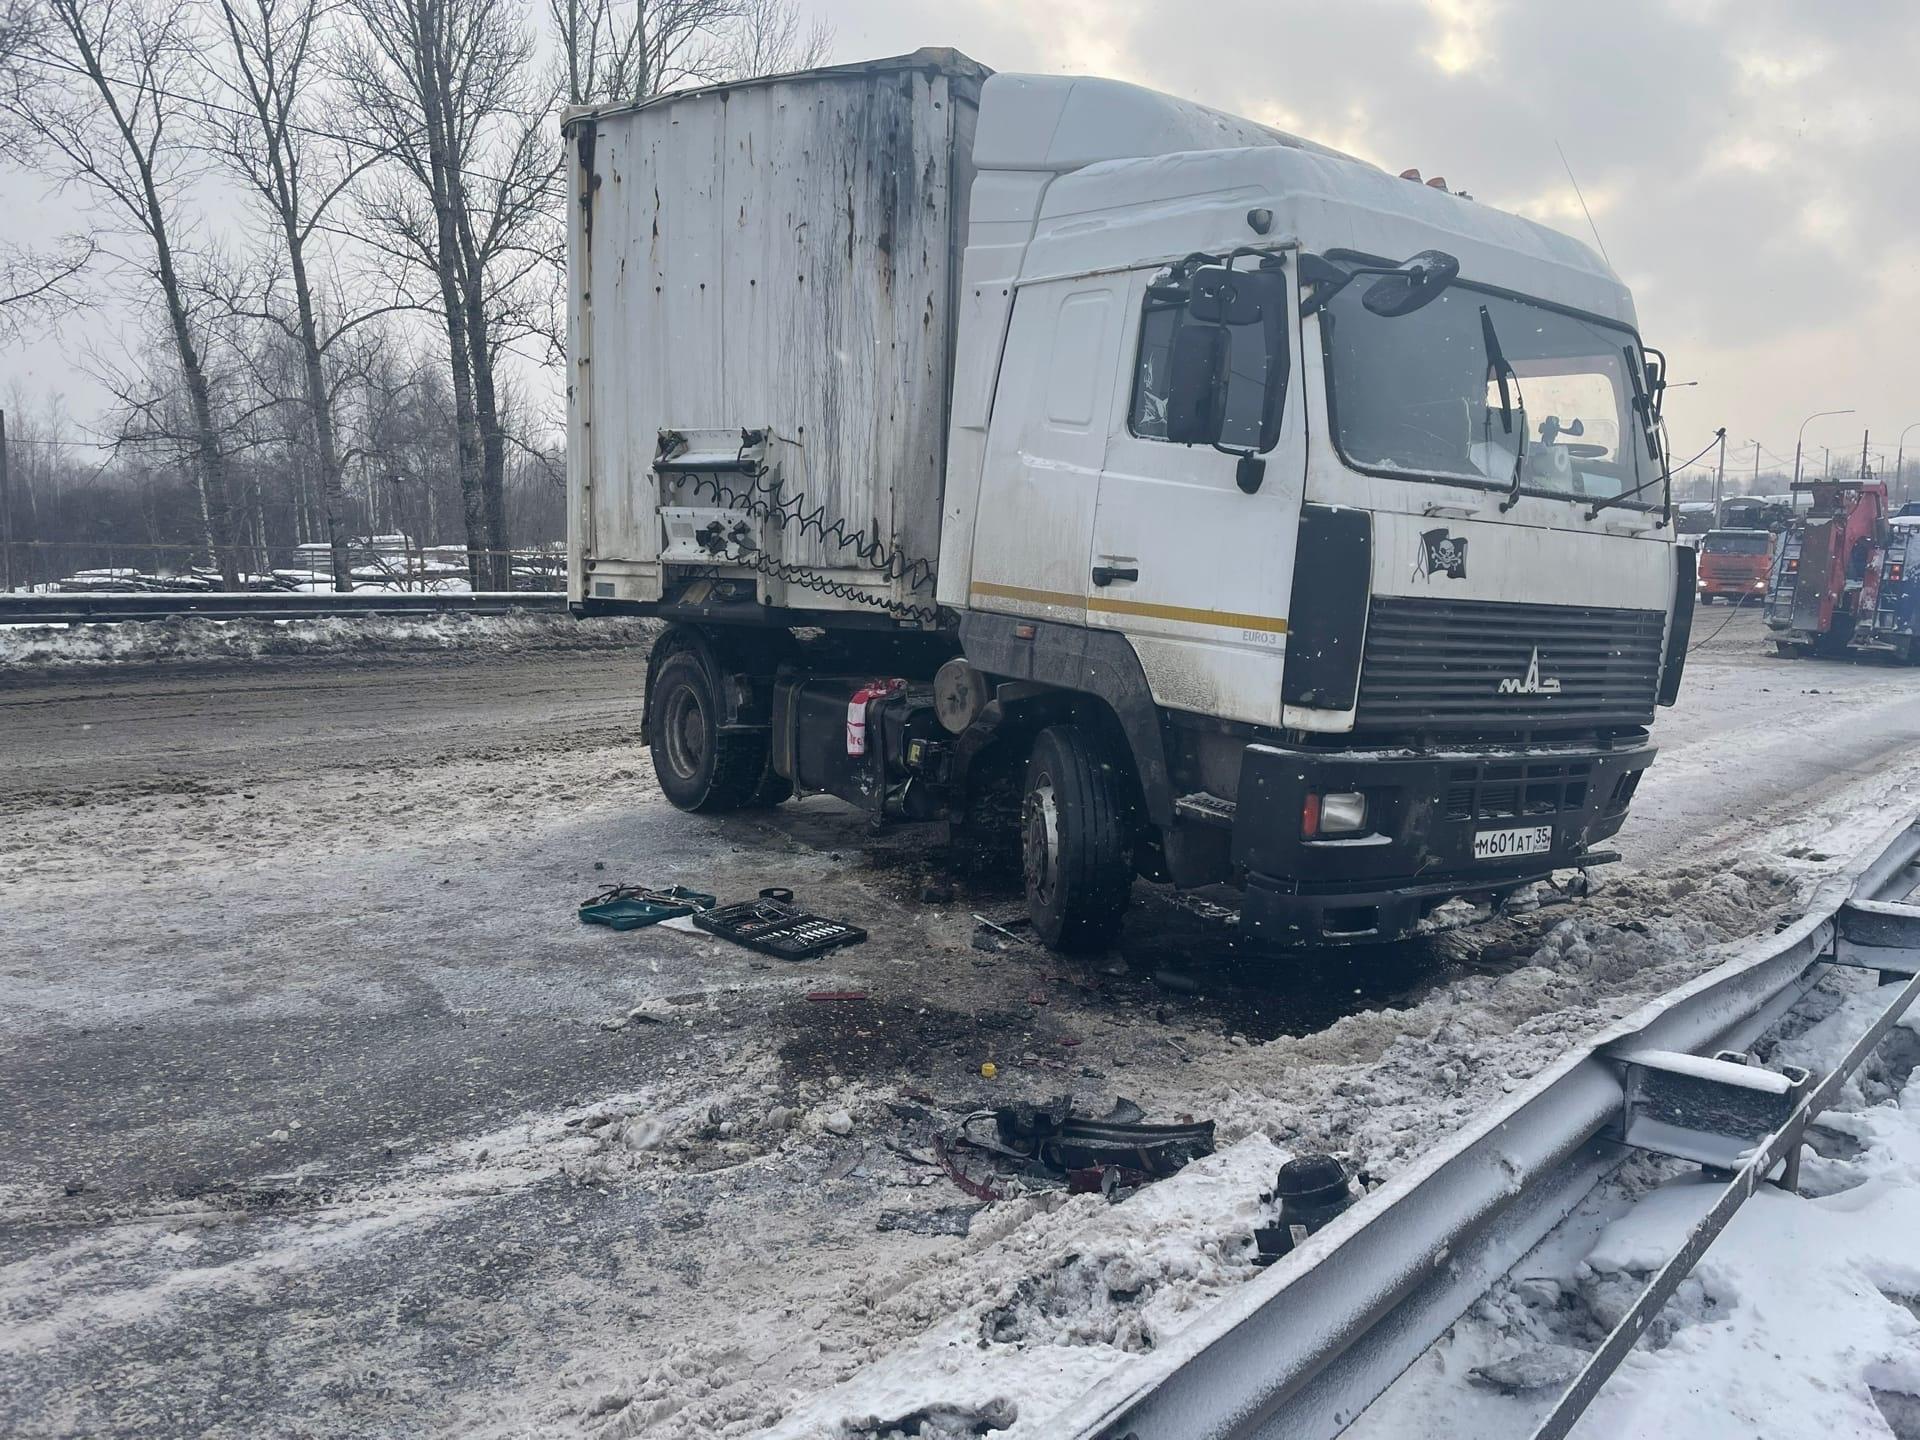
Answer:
[5,608,1920,1438]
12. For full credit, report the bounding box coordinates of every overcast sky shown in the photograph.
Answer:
[5,0,1919,479]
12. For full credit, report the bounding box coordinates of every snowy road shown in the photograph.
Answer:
[6,610,1920,1438]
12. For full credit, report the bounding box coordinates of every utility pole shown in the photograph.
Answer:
[1861,429,1872,482]
[1823,445,1831,479]
[1793,408,1852,487]
[0,409,11,595]
[1897,422,1920,506]
[1752,440,1762,495]
[1712,427,1727,527]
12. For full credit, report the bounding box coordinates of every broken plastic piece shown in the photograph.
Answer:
[1254,1153,1356,1264]
[963,1095,1214,1183]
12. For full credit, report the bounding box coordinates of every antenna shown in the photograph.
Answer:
[1554,140,1611,268]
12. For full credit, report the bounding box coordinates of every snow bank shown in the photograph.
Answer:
[0,612,658,669]
[1348,974,1920,1440]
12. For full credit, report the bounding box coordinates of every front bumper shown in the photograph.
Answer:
[1232,737,1655,947]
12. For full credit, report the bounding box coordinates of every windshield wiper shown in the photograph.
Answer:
[1588,346,1671,521]
[1480,306,1529,513]
[1481,305,1514,435]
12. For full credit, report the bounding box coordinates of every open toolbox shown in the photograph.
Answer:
[691,888,868,960]
[578,884,717,931]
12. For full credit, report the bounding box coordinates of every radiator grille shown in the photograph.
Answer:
[1440,758,1600,822]
[1358,597,1664,736]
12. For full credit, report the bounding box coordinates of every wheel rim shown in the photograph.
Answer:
[661,682,706,781]
[1023,776,1061,911]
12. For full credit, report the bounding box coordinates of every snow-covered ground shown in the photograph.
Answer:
[1348,974,1920,1440]
[0,611,648,670]
[5,609,1920,1438]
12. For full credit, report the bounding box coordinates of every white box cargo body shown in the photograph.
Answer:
[564,50,988,615]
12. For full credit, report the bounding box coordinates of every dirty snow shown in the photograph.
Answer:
[9,608,1920,1439]
[0,611,653,669]
[1347,972,1920,1440]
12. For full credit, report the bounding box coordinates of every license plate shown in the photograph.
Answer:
[1473,825,1552,861]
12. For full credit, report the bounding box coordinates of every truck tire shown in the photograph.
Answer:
[648,650,771,813]
[1021,724,1133,952]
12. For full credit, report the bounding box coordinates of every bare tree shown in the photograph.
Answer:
[0,0,100,345]
[550,0,827,107]
[200,0,406,589]
[4,0,246,586]
[343,0,553,589]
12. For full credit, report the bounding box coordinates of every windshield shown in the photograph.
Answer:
[1321,281,1653,504]
[1703,531,1772,555]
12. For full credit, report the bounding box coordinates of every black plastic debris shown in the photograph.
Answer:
[692,889,867,960]
[1254,1153,1356,1264]
[951,1094,1214,1199]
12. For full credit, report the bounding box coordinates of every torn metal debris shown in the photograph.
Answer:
[942,1094,1215,1201]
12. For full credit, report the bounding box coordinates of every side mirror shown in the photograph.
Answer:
[1188,266,1266,325]
[1165,323,1231,446]
[1361,249,1460,317]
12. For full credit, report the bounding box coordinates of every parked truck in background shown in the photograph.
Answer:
[563,51,1694,952]
[1695,528,1775,605]
[1766,479,1890,657]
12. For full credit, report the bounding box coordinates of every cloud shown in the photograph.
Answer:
[828,0,1920,455]
[7,0,1920,459]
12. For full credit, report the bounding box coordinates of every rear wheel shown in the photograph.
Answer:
[648,649,775,812]
[1021,724,1134,952]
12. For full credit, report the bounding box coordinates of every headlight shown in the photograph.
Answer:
[1304,790,1369,837]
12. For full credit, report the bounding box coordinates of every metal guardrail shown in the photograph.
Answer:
[0,591,568,626]
[1059,813,1920,1440]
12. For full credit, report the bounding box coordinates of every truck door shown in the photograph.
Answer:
[1090,257,1307,728]
[966,279,1125,627]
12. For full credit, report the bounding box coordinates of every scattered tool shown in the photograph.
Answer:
[693,888,867,960]
[578,884,717,931]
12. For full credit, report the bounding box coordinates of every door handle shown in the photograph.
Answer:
[1091,565,1139,587]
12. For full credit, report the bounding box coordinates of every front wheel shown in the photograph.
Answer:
[1021,724,1135,952]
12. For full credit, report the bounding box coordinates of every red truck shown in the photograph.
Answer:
[1695,529,1774,604]
[1764,480,1890,656]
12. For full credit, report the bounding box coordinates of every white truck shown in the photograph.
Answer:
[563,50,1696,952]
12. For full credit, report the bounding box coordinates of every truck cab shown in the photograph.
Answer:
[935,76,1687,946]
[564,56,1692,953]
[1695,529,1775,605]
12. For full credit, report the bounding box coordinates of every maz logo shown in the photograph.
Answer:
[1498,647,1562,696]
